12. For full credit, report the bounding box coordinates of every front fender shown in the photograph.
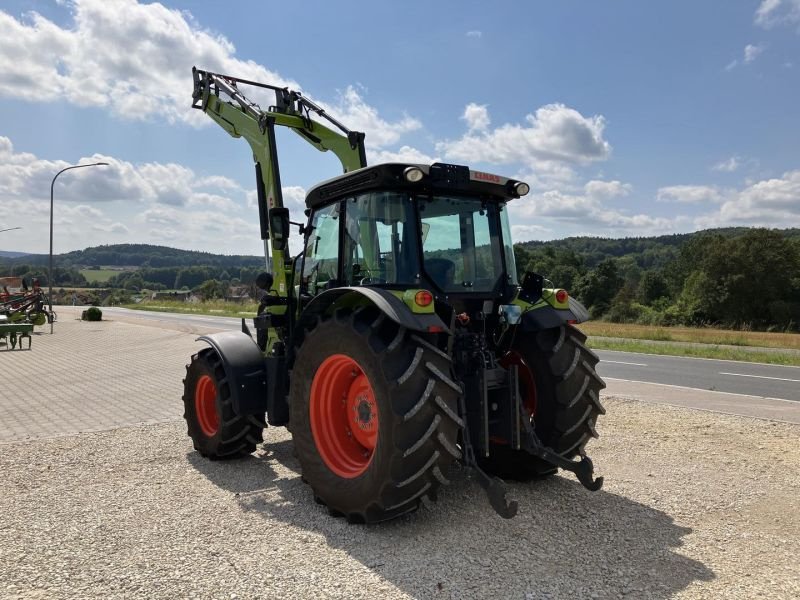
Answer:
[298,287,449,334]
[197,331,267,416]
[521,297,590,332]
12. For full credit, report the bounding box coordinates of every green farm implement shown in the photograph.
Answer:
[182,69,606,522]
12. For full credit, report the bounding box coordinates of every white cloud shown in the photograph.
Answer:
[194,175,242,190]
[755,0,800,27]
[462,103,491,132]
[744,43,765,63]
[712,156,741,172]
[328,86,421,148]
[726,44,765,71]
[437,103,611,170]
[508,179,678,241]
[725,60,740,72]
[0,135,266,254]
[657,185,723,204]
[0,1,299,126]
[0,1,420,143]
[466,30,482,38]
[696,170,800,228]
[368,145,438,165]
[584,180,632,199]
[281,185,307,211]
[511,224,551,241]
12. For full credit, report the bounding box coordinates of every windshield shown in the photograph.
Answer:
[418,196,505,293]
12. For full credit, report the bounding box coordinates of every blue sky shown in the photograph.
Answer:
[1,0,799,256]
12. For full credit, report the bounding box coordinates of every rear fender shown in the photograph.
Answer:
[297,287,449,334]
[197,331,268,416]
[521,297,590,332]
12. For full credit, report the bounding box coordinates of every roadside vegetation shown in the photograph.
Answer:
[119,298,258,318]
[578,321,800,350]
[515,227,800,333]
[3,229,799,365]
[586,337,800,367]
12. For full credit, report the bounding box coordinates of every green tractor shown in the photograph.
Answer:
[183,69,606,522]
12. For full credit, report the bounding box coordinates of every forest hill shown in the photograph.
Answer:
[2,228,798,331]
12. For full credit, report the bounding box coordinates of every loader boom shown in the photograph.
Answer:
[191,68,366,293]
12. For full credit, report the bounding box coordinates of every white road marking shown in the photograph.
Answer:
[597,348,800,369]
[603,360,648,367]
[719,372,800,383]
[603,378,800,404]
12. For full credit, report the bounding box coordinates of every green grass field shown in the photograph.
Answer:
[80,269,123,283]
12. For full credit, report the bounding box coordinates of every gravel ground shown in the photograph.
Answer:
[1,397,798,599]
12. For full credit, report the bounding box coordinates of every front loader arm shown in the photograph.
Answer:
[191,68,366,293]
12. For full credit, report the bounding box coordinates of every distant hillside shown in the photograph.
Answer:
[517,227,800,269]
[0,244,264,269]
[0,250,30,259]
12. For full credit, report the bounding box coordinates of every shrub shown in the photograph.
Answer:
[82,307,103,321]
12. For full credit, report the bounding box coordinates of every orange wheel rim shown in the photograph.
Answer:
[309,354,379,478]
[195,374,219,437]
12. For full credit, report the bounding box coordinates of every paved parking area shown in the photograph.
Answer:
[0,309,213,442]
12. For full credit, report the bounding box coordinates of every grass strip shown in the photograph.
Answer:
[578,321,800,350]
[587,338,800,367]
[120,302,257,319]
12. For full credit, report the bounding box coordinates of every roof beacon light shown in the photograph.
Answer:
[514,182,530,197]
[404,166,424,183]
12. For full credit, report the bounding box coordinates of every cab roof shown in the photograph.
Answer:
[305,162,528,209]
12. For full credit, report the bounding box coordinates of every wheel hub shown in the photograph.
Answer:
[310,354,379,478]
[194,374,219,437]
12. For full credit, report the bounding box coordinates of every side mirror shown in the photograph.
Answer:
[520,271,544,303]
[255,272,274,291]
[268,207,290,252]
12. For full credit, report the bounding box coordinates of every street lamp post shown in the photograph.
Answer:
[49,162,109,333]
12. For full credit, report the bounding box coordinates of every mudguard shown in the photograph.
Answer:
[298,287,449,333]
[197,331,268,416]
[521,297,590,332]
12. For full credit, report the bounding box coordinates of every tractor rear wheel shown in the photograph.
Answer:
[479,324,606,480]
[289,307,462,523]
[182,348,265,459]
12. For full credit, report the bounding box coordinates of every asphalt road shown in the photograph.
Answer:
[98,307,800,403]
[596,350,800,403]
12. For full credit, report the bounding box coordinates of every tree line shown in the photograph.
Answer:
[3,229,798,330]
[515,228,800,331]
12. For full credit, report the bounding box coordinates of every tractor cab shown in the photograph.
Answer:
[300,162,529,315]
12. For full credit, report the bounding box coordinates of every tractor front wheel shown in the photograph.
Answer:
[289,307,462,523]
[182,348,265,459]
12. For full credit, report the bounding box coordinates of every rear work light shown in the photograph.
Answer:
[404,166,424,183]
[555,289,569,304]
[514,182,530,197]
[415,290,434,307]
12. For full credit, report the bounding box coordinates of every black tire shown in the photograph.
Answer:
[289,307,463,523]
[182,347,265,459]
[479,324,606,480]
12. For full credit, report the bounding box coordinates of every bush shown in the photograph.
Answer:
[82,307,103,321]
